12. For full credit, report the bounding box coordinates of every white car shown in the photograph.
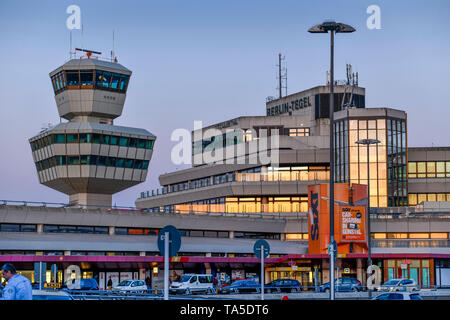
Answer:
[169,274,214,295]
[373,292,423,300]
[113,280,147,293]
[377,278,419,292]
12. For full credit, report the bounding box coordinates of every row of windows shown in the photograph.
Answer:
[0,223,37,233]
[285,233,309,240]
[51,69,130,94]
[170,196,310,214]
[31,133,153,151]
[43,225,109,234]
[193,127,304,155]
[408,161,450,178]
[35,155,150,171]
[372,232,448,239]
[288,128,310,137]
[408,193,450,206]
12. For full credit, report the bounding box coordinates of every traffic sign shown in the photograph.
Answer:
[328,240,337,262]
[157,225,181,257]
[253,239,270,259]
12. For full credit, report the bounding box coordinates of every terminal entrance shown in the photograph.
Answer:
[384,259,433,288]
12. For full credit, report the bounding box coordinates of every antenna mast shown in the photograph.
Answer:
[277,53,287,99]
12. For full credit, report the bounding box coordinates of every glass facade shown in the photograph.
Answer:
[51,69,130,95]
[30,133,153,151]
[237,165,329,182]
[171,196,309,214]
[408,193,450,206]
[35,155,149,171]
[335,117,407,207]
[408,161,450,178]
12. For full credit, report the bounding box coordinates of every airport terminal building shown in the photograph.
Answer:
[1,57,450,290]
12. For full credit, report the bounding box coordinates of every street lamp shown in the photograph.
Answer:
[356,138,380,299]
[309,20,355,301]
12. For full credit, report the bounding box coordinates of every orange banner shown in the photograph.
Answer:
[339,206,366,242]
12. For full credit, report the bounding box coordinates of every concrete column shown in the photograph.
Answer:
[322,259,330,283]
[109,226,115,236]
[139,268,146,280]
[229,231,234,239]
[37,224,43,234]
[336,259,342,279]
[280,233,286,241]
[357,258,364,285]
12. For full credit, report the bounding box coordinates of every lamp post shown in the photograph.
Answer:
[356,138,380,299]
[309,20,355,301]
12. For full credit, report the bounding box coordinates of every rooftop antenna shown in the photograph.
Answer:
[111,29,115,62]
[69,30,72,59]
[75,48,102,59]
[277,53,287,99]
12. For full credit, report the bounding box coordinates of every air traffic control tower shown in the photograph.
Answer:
[29,50,156,207]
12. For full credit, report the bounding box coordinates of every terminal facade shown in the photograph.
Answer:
[1,57,450,290]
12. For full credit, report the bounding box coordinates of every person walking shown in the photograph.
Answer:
[0,263,32,300]
[107,277,113,290]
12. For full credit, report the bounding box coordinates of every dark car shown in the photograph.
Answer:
[62,278,99,291]
[319,277,362,292]
[219,280,260,294]
[32,290,73,300]
[265,279,301,293]
[373,292,423,300]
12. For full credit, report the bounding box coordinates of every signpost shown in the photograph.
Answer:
[253,239,270,300]
[51,264,58,283]
[34,262,47,290]
[157,225,181,300]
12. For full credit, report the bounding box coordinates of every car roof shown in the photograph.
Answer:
[32,290,71,296]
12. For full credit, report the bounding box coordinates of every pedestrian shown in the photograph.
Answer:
[213,276,219,294]
[107,277,113,290]
[145,276,151,294]
[0,263,32,300]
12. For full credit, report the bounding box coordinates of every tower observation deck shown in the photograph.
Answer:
[29,52,156,207]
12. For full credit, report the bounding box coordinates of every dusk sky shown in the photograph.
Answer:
[0,0,449,207]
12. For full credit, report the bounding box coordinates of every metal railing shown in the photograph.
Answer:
[139,171,329,199]
[4,199,450,221]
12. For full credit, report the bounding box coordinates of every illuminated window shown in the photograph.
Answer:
[409,233,430,239]
[372,233,386,239]
[285,234,303,240]
[289,128,310,137]
[387,233,408,239]
[430,233,448,239]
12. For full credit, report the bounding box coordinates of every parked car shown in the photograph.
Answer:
[62,278,99,290]
[265,279,301,293]
[219,280,260,294]
[319,277,362,292]
[170,274,214,295]
[220,278,245,288]
[113,280,147,293]
[373,292,423,300]
[377,279,419,292]
[32,290,73,300]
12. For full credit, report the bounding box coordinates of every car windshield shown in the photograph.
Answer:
[384,280,401,286]
[117,281,132,286]
[180,275,192,282]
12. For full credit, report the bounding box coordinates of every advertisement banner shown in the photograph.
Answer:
[339,206,366,242]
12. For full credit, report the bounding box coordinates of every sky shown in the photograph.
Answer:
[0,0,449,207]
